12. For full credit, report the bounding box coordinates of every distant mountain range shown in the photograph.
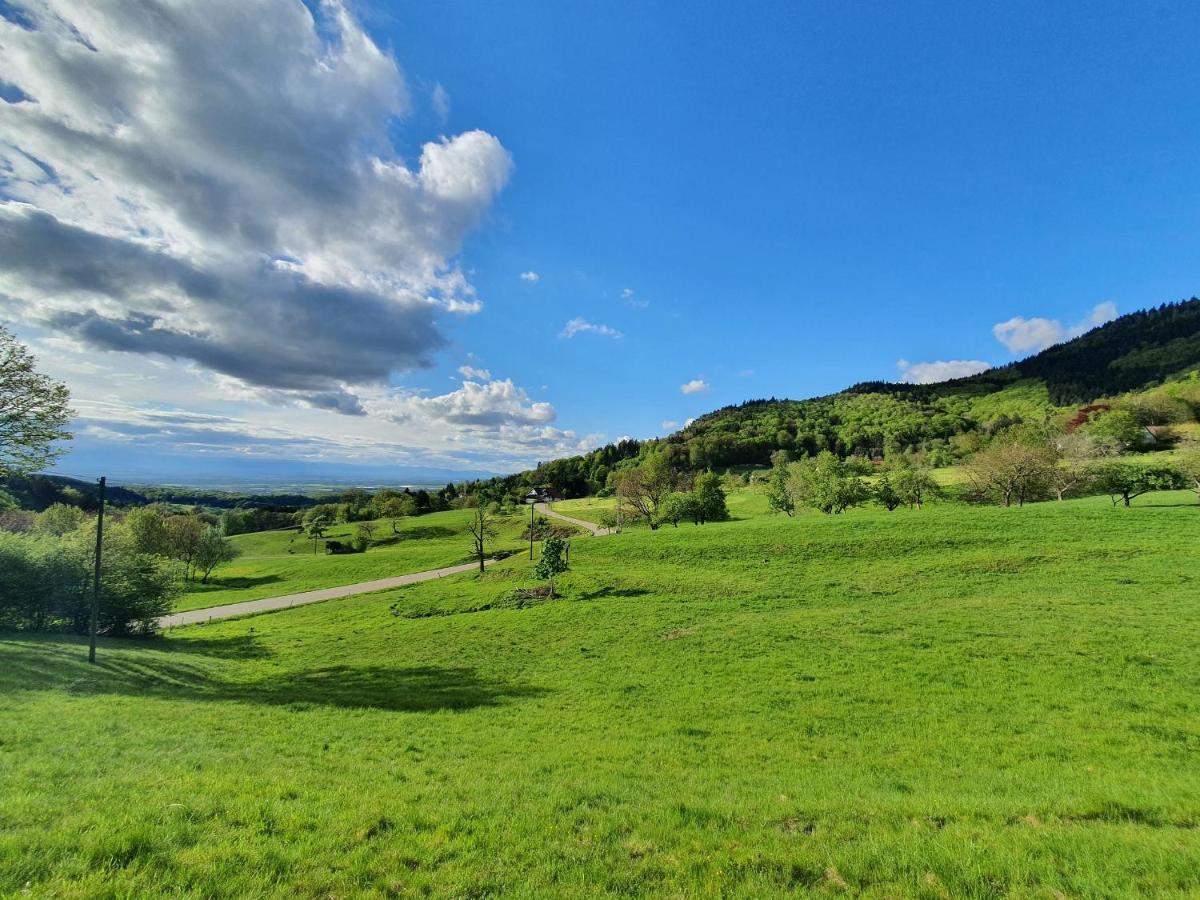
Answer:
[45,446,499,490]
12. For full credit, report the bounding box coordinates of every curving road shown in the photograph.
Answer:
[535,502,614,536]
[158,558,498,629]
[159,504,614,629]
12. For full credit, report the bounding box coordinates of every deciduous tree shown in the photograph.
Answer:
[466,504,497,574]
[965,441,1056,507]
[534,536,569,597]
[194,526,240,583]
[786,452,869,515]
[0,326,72,476]
[1090,462,1183,507]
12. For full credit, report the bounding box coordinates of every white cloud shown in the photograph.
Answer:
[384,379,554,429]
[622,288,634,298]
[559,317,622,339]
[992,302,1118,354]
[680,378,711,395]
[661,420,678,430]
[684,417,696,427]
[520,271,540,282]
[431,81,450,122]
[457,365,491,381]
[897,358,990,384]
[0,0,512,413]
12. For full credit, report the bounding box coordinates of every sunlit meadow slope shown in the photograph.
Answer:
[2,494,1198,897]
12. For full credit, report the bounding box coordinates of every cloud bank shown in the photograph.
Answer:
[0,0,512,413]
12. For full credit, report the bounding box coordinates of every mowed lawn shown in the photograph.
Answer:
[2,494,1199,896]
[176,508,534,612]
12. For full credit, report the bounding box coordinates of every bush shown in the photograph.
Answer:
[0,523,179,635]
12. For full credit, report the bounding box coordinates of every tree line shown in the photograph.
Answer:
[0,503,241,634]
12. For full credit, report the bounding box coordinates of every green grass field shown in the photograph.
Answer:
[2,492,1199,896]
[176,508,537,612]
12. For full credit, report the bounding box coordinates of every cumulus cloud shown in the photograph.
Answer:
[992,302,1117,354]
[385,379,554,429]
[896,358,991,385]
[680,378,711,395]
[519,271,540,282]
[0,0,512,412]
[457,365,492,381]
[661,420,678,430]
[559,317,622,339]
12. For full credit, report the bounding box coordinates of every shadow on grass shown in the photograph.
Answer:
[372,526,458,547]
[0,635,546,712]
[575,586,651,601]
[185,574,284,594]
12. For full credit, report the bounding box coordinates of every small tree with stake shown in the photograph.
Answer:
[534,537,569,597]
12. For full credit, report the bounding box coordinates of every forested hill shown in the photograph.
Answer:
[479,298,1200,498]
[847,297,1200,404]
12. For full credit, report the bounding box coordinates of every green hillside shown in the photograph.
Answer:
[477,298,1200,497]
[3,493,1198,896]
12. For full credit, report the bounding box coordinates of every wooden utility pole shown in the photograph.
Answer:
[88,476,106,664]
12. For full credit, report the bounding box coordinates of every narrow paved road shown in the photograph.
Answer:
[535,502,614,536]
[159,558,497,629]
[160,504,614,629]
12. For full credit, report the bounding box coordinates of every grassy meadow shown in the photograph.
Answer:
[177,508,540,612]
[3,489,1199,896]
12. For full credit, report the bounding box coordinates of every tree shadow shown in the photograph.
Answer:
[0,635,546,712]
[185,575,284,594]
[575,586,651,602]
[373,525,457,546]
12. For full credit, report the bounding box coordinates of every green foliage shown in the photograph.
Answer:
[1176,448,1200,503]
[351,521,377,553]
[765,451,794,516]
[615,450,680,528]
[0,325,72,476]
[1083,409,1145,448]
[1089,461,1184,506]
[533,536,569,595]
[786,452,870,514]
[873,473,903,511]
[194,527,240,584]
[658,492,691,528]
[0,522,178,634]
[32,502,85,537]
[691,471,729,524]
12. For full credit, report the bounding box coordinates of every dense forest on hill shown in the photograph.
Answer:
[850,298,1200,404]
[470,299,1200,498]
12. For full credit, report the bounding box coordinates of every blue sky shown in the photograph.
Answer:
[2,0,1199,480]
